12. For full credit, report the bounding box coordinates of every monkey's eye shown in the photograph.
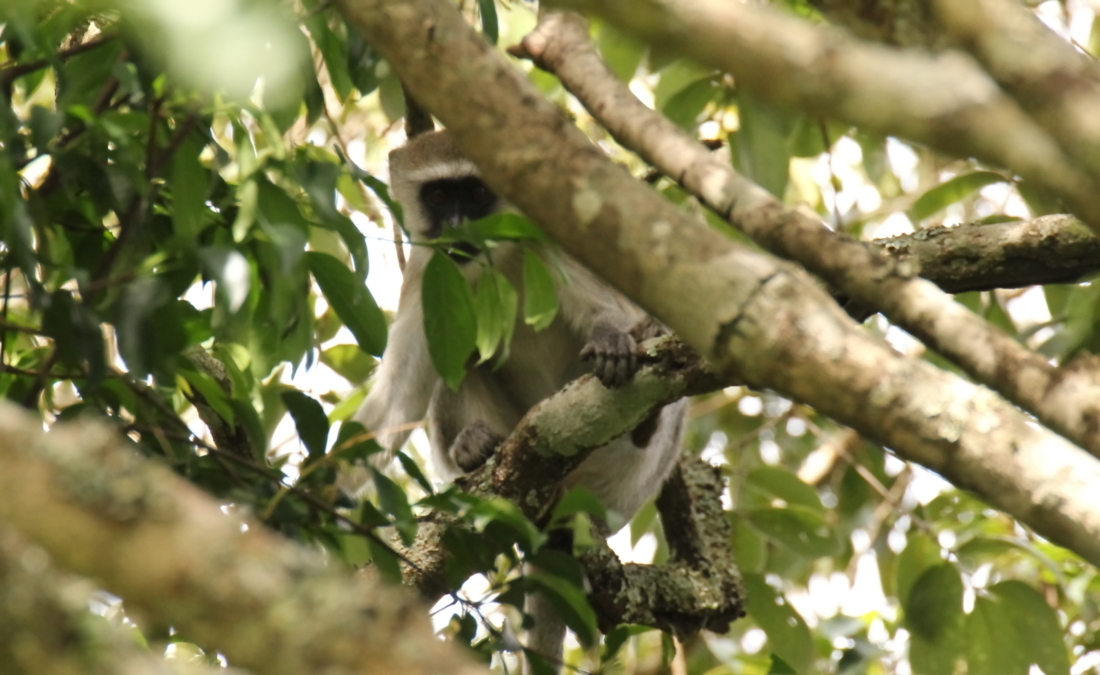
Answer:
[425,188,448,207]
[470,184,493,204]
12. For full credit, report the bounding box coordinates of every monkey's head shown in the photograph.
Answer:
[389,130,502,264]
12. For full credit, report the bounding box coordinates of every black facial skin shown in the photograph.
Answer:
[419,176,499,264]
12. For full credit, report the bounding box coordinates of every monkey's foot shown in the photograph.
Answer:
[581,323,638,388]
[451,421,504,473]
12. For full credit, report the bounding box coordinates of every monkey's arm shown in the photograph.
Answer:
[551,251,648,388]
[353,251,439,454]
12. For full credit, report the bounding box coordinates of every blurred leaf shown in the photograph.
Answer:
[281,390,329,461]
[478,0,498,44]
[662,77,720,130]
[968,581,1070,675]
[422,250,477,390]
[320,343,376,384]
[396,450,434,495]
[171,136,208,243]
[370,467,417,545]
[745,466,824,512]
[527,572,598,648]
[306,251,388,356]
[743,573,814,675]
[732,92,792,199]
[896,533,942,606]
[596,23,645,81]
[905,564,965,675]
[522,249,559,331]
[747,506,841,558]
[308,15,354,101]
[909,171,1006,222]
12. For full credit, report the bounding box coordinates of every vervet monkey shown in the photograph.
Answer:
[354,130,687,672]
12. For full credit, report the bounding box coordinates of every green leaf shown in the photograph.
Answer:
[395,450,434,495]
[478,0,498,44]
[465,496,546,554]
[746,506,841,558]
[909,171,1007,222]
[465,212,549,242]
[281,390,329,461]
[367,535,402,583]
[319,343,376,384]
[977,581,1070,675]
[473,267,518,364]
[745,466,824,512]
[731,92,792,199]
[550,486,609,526]
[768,654,798,675]
[662,77,721,131]
[602,625,652,664]
[905,564,965,675]
[526,572,598,648]
[743,573,814,675]
[596,23,645,82]
[308,15,354,101]
[306,251,388,356]
[171,136,208,243]
[181,368,235,427]
[522,249,559,331]
[896,533,942,606]
[370,467,418,545]
[422,250,477,390]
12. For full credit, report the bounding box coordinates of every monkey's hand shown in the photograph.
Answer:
[450,421,505,473]
[581,323,638,388]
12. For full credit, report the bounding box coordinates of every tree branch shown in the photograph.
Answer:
[0,403,486,675]
[338,0,1100,568]
[872,214,1100,294]
[544,0,1100,231]
[0,524,241,675]
[509,11,1100,462]
[931,0,1100,185]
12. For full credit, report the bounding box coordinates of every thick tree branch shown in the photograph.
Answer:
[338,0,1100,568]
[393,339,744,638]
[872,215,1100,294]
[510,12,1100,460]
[545,0,1100,231]
[931,0,1100,184]
[0,525,237,675]
[0,404,486,675]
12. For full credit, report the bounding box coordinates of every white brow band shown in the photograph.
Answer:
[404,160,480,183]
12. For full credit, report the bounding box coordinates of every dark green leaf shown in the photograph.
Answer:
[370,467,417,545]
[596,24,645,82]
[422,250,477,390]
[906,564,965,675]
[281,390,329,460]
[320,343,376,384]
[396,450,434,495]
[662,77,721,130]
[522,249,559,331]
[896,533,942,606]
[367,535,402,582]
[307,15,354,101]
[477,0,498,45]
[171,137,208,243]
[527,572,598,648]
[306,251,388,356]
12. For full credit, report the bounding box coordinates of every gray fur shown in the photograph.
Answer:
[354,131,686,674]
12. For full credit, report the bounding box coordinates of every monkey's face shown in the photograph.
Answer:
[418,176,499,264]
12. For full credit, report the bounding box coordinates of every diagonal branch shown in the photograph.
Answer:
[0,403,487,675]
[931,0,1100,184]
[509,11,1100,461]
[544,0,1100,232]
[338,0,1100,569]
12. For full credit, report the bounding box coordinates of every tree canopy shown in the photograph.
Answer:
[3,1,1100,674]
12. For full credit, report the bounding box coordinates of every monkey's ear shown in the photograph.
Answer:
[401,82,435,139]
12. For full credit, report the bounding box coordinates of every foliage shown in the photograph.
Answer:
[1,0,1099,674]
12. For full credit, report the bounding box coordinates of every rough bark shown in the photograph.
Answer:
[509,11,1100,460]
[337,0,1100,569]
[546,0,1100,231]
[932,0,1100,184]
[0,404,486,675]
